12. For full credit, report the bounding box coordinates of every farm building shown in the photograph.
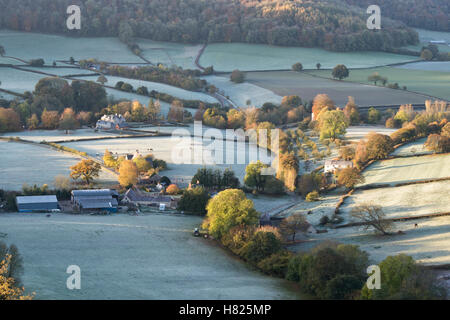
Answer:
[71,189,119,212]
[16,195,59,212]
[324,160,353,174]
[123,188,177,209]
[96,114,128,130]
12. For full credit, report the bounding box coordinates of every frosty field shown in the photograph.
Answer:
[2,129,119,143]
[75,75,219,104]
[0,67,47,93]
[341,180,450,220]
[402,28,450,54]
[245,71,428,107]
[300,216,450,266]
[0,213,300,299]
[202,75,282,108]
[0,30,142,63]
[396,61,450,72]
[0,140,117,190]
[392,138,431,156]
[136,38,202,69]
[200,43,417,72]
[61,135,275,186]
[345,126,397,142]
[360,154,450,187]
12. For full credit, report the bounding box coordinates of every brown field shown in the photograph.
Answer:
[244,71,429,107]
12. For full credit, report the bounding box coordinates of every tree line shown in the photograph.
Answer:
[0,0,418,52]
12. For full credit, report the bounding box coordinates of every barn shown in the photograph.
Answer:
[71,189,119,213]
[16,195,59,212]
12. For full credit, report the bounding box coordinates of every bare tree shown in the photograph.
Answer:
[279,213,310,242]
[351,204,393,235]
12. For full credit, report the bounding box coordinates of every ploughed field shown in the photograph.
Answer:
[309,67,450,101]
[244,71,429,107]
[0,213,301,300]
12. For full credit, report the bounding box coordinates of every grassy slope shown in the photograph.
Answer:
[308,67,450,101]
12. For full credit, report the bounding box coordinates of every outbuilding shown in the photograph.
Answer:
[71,189,119,213]
[16,195,59,212]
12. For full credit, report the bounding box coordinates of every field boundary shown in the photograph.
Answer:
[335,211,450,229]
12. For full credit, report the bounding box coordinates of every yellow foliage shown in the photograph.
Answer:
[0,255,33,300]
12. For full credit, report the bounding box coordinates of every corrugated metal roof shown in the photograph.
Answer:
[77,198,118,209]
[72,189,118,197]
[16,195,58,204]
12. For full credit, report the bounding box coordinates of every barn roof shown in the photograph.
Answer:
[16,195,58,204]
[72,189,118,197]
[77,198,118,209]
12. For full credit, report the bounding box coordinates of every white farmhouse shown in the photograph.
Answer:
[324,160,353,174]
[96,114,128,130]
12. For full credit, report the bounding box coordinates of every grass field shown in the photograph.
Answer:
[359,154,450,187]
[74,75,219,104]
[200,43,417,72]
[0,140,117,190]
[136,38,201,69]
[2,128,118,143]
[0,213,300,299]
[395,61,450,72]
[402,28,450,54]
[341,180,450,220]
[202,75,283,107]
[392,138,431,156]
[0,67,47,93]
[245,71,428,107]
[0,30,142,63]
[61,135,274,186]
[298,216,450,265]
[309,67,450,101]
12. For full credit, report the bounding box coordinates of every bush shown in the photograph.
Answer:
[292,62,303,72]
[319,215,330,226]
[177,186,210,215]
[240,230,282,265]
[165,184,180,195]
[257,251,293,278]
[230,69,245,83]
[306,191,320,202]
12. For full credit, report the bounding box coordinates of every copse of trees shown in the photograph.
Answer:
[0,0,419,52]
[342,0,449,32]
[230,70,245,83]
[177,186,211,215]
[191,167,240,191]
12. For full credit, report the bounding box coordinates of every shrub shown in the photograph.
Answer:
[165,184,180,195]
[319,215,330,226]
[257,251,293,278]
[240,230,282,265]
[177,186,210,215]
[306,191,320,202]
[292,62,303,72]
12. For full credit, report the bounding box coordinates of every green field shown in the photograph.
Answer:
[309,67,450,101]
[245,71,428,107]
[200,43,417,72]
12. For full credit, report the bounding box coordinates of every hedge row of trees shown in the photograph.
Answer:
[0,0,418,52]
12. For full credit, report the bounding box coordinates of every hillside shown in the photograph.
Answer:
[343,0,450,32]
[0,0,418,52]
